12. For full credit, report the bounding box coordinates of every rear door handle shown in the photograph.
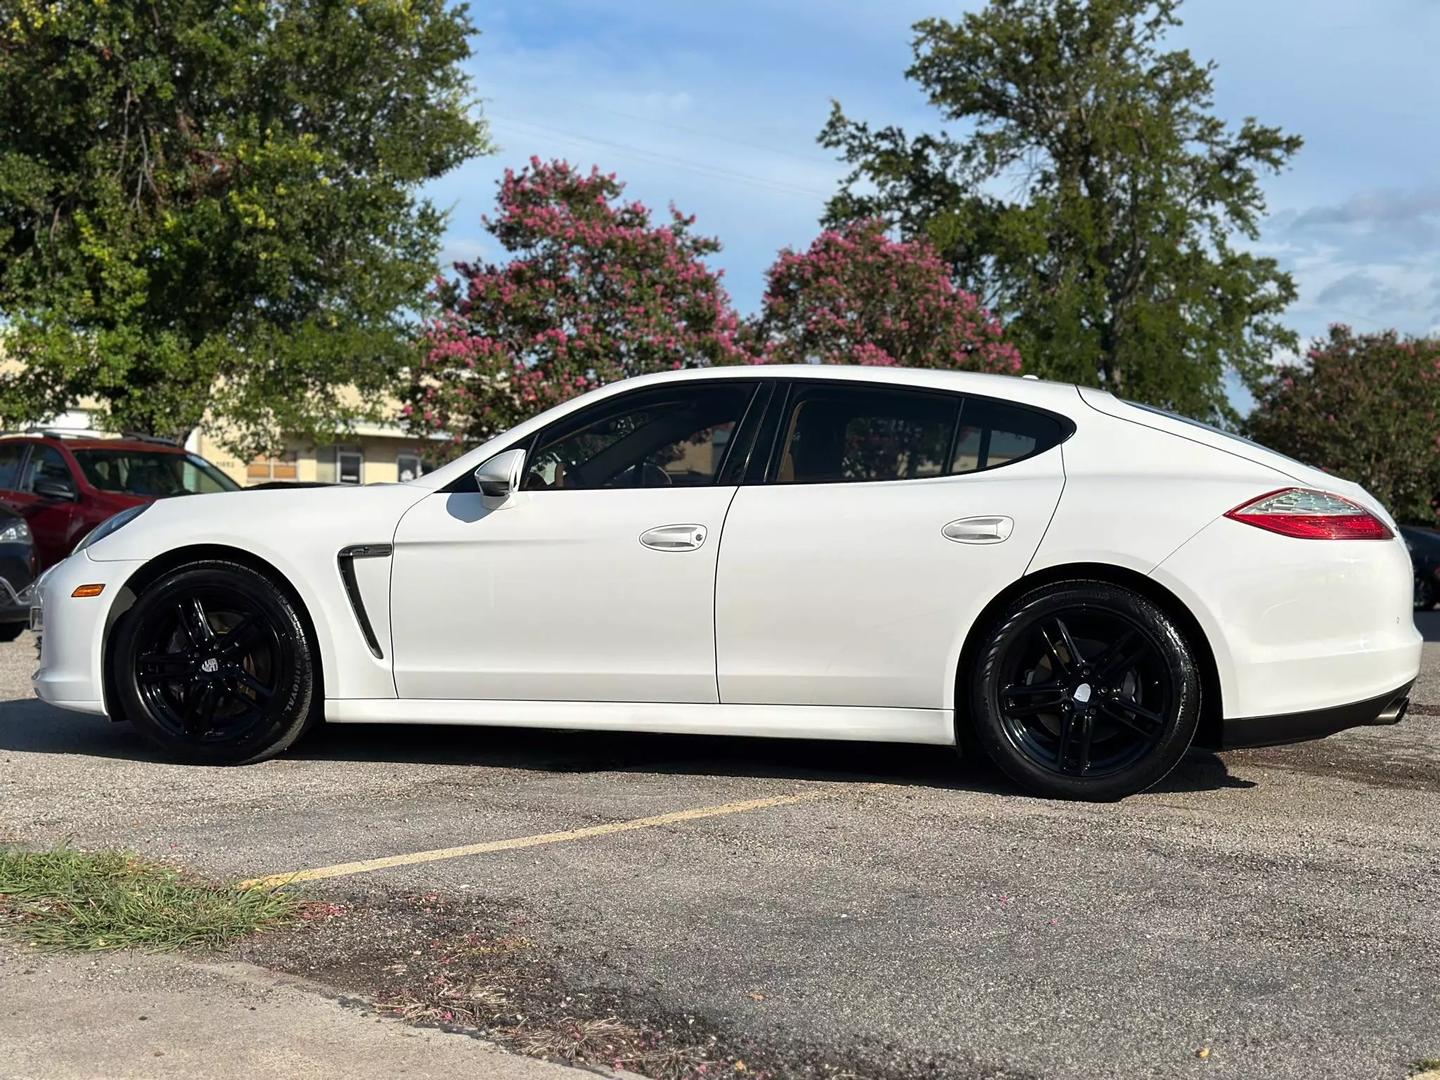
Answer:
[942,516,1014,544]
[640,524,708,551]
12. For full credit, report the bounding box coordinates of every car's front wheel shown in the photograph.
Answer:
[109,560,317,764]
[968,580,1201,801]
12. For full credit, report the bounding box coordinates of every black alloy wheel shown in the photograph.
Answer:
[110,560,317,764]
[969,581,1200,800]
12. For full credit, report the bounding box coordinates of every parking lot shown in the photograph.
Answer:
[2,624,1438,1080]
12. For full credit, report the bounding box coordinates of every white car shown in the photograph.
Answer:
[30,366,1420,800]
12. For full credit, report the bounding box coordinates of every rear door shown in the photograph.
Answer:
[714,381,1068,711]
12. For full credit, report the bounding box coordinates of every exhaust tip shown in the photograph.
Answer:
[1372,695,1409,726]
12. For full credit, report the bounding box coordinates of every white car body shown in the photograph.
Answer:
[32,365,1421,757]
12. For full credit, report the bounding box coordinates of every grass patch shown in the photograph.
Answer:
[1413,1062,1440,1077]
[0,846,300,951]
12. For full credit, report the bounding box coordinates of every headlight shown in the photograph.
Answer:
[74,504,150,554]
[0,517,31,545]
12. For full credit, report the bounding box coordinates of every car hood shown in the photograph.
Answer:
[82,482,429,564]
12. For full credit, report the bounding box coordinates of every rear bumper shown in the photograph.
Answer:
[1214,680,1414,750]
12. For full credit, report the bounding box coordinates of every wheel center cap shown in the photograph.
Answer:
[199,657,220,674]
[1072,682,1092,704]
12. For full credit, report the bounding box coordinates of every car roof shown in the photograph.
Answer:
[0,432,188,453]
[592,364,1084,412]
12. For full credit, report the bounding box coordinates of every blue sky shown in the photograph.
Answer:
[425,0,1440,350]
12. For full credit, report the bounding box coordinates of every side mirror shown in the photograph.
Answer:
[33,476,76,501]
[473,448,526,506]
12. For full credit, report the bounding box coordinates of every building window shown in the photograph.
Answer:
[338,449,363,485]
[396,452,423,483]
[246,450,298,483]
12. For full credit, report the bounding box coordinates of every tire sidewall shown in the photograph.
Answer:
[969,582,1201,801]
[110,560,315,765]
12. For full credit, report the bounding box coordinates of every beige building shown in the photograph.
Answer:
[190,417,435,488]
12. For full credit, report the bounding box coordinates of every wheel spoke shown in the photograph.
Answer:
[1055,711,1075,771]
[182,683,219,735]
[1003,680,1066,698]
[1092,630,1144,679]
[1039,624,1074,676]
[136,651,192,681]
[1052,618,1085,668]
[233,669,274,702]
[178,597,214,646]
[1072,713,1094,774]
[1101,696,1167,738]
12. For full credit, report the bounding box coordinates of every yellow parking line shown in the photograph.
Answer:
[239,790,829,890]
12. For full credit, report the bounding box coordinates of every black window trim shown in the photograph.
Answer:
[442,378,766,494]
[759,378,1077,487]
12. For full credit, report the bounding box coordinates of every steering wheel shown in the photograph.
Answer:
[638,462,672,487]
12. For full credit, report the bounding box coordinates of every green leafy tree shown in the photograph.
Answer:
[1247,326,1440,524]
[821,0,1301,423]
[0,0,488,452]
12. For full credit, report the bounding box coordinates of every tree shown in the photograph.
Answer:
[755,219,1021,372]
[1247,326,1440,524]
[0,0,488,452]
[408,158,749,452]
[820,0,1301,424]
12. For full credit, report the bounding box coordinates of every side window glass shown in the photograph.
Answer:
[0,444,23,490]
[21,445,71,491]
[775,386,959,484]
[524,384,756,491]
[952,398,1064,474]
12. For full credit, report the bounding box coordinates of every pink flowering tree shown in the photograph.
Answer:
[754,220,1022,373]
[407,158,750,452]
[1247,325,1440,523]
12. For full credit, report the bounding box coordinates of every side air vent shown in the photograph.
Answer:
[337,544,393,659]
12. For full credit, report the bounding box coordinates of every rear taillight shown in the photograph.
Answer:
[1224,488,1394,540]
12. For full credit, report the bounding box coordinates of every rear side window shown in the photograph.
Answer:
[951,398,1066,475]
[776,385,957,484]
[0,443,22,490]
[771,384,1067,484]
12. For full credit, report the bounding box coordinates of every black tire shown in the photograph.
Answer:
[0,622,24,643]
[967,580,1201,801]
[109,560,317,765]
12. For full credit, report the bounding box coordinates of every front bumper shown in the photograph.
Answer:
[1214,680,1414,750]
[31,551,146,716]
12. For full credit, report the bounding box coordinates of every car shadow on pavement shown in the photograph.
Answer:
[0,695,1254,797]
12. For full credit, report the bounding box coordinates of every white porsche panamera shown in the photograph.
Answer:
[30,366,1420,800]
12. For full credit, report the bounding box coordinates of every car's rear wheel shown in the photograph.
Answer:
[109,560,317,764]
[969,581,1200,801]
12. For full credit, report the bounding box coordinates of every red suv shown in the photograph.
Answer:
[0,431,240,571]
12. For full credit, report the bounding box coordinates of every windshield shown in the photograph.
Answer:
[72,449,240,496]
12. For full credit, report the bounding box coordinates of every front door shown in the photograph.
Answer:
[390,381,761,703]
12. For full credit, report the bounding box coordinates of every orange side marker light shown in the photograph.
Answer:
[71,584,105,598]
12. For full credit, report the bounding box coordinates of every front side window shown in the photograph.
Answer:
[775,385,959,484]
[73,450,239,495]
[524,383,756,491]
[22,445,74,492]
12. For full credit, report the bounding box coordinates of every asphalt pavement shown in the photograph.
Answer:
[1,623,1437,1080]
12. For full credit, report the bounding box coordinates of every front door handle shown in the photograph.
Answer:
[942,515,1014,544]
[639,524,708,551]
